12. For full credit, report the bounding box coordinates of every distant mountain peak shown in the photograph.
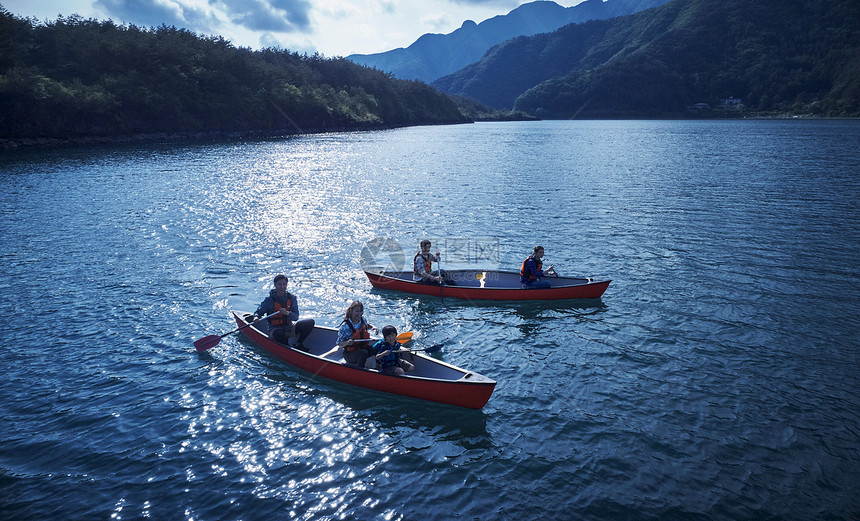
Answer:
[347,0,672,84]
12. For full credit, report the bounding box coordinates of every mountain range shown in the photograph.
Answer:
[346,0,672,84]
[433,0,860,117]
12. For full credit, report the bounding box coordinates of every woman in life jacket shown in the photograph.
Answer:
[253,274,315,351]
[336,300,379,367]
[520,245,558,289]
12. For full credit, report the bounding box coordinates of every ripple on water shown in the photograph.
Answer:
[1,121,859,520]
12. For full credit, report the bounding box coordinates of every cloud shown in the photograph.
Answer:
[448,0,519,5]
[376,0,396,14]
[258,32,283,48]
[219,0,313,33]
[420,13,452,31]
[94,0,313,35]
[94,0,211,29]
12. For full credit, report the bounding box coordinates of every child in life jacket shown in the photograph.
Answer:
[373,325,415,376]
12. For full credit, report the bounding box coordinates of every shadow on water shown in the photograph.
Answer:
[300,383,491,445]
[505,298,608,317]
[405,294,609,318]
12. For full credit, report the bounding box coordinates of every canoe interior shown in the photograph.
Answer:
[366,269,599,289]
[364,269,611,302]
[232,311,493,388]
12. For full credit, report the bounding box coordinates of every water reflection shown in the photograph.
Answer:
[5,121,856,519]
[373,288,607,312]
[502,298,608,317]
[398,294,610,339]
[186,337,496,516]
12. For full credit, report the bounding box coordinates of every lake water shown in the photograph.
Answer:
[1,120,858,520]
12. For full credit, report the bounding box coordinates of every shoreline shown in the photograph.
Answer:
[3,115,857,151]
[0,121,464,151]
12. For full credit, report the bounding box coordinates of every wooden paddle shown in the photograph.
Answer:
[320,331,414,359]
[194,312,278,352]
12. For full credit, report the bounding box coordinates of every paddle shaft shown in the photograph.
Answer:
[194,312,279,352]
[392,343,442,354]
[320,331,414,358]
[228,312,280,336]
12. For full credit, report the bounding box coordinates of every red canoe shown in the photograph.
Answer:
[364,269,610,301]
[229,311,496,409]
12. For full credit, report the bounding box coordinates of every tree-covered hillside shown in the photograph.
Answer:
[0,9,469,143]
[434,0,860,117]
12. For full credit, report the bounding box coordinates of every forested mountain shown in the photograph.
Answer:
[433,0,860,117]
[0,9,468,144]
[347,0,671,84]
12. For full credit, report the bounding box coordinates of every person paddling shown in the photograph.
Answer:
[520,245,558,289]
[413,239,455,285]
[373,325,415,376]
[252,274,315,351]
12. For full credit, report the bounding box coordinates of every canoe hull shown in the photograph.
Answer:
[231,311,495,409]
[364,269,610,301]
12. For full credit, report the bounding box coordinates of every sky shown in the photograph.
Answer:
[2,0,585,57]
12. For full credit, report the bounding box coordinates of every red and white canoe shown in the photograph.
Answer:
[364,269,610,301]
[229,311,496,409]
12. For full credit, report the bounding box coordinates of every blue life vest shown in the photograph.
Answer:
[373,340,400,370]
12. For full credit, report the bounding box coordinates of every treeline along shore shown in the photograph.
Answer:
[3,1,857,150]
[0,8,484,149]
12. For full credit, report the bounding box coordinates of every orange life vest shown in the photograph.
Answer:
[413,252,433,276]
[343,318,369,351]
[269,296,292,327]
[520,256,542,281]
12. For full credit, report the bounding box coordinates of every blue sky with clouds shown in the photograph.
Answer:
[2,0,583,57]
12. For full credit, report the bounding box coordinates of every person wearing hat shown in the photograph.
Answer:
[253,274,315,351]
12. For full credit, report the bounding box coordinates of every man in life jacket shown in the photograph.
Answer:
[520,245,558,289]
[413,239,455,285]
[253,274,315,351]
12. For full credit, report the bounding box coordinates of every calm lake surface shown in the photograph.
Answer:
[1,120,858,520]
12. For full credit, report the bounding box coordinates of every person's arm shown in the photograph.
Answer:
[254,297,271,321]
[364,318,379,335]
[288,294,300,322]
[423,253,442,282]
[433,253,443,281]
[414,255,426,276]
[336,323,354,348]
[376,342,396,360]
